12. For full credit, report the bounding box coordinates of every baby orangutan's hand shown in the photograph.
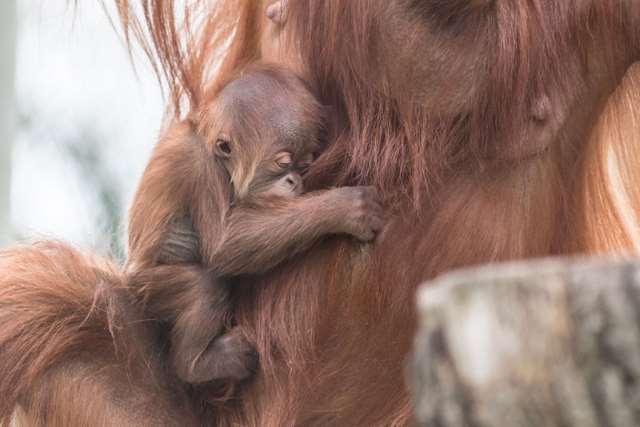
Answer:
[331,186,385,242]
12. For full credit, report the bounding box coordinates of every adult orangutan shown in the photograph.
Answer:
[1,1,640,426]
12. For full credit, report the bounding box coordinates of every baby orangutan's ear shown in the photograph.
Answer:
[266,0,288,25]
[213,136,232,159]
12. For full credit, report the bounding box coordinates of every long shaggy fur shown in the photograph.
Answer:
[0,242,195,426]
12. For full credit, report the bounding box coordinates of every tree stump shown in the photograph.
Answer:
[409,258,640,427]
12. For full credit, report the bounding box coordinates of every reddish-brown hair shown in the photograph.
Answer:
[111,3,640,426]
[0,242,198,426]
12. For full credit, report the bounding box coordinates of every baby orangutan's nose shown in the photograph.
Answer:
[285,173,303,195]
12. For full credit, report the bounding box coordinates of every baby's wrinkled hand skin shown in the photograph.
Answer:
[333,186,385,242]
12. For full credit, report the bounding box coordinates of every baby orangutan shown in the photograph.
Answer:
[127,64,384,385]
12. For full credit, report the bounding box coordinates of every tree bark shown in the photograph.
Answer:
[410,258,640,427]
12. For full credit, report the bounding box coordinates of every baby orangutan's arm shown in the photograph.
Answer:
[201,186,384,277]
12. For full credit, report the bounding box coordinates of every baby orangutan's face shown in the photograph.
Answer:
[208,66,323,201]
[214,139,314,199]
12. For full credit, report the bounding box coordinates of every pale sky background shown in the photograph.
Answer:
[11,1,165,254]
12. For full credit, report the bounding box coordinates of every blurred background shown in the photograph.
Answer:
[0,1,165,260]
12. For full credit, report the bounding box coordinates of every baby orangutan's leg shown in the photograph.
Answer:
[170,270,257,384]
[139,220,257,385]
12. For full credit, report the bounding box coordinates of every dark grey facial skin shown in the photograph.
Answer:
[261,172,304,198]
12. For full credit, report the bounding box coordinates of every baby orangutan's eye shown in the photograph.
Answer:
[298,162,312,176]
[298,153,314,169]
[298,153,314,172]
[275,152,293,169]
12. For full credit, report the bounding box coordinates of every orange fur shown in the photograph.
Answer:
[0,242,197,426]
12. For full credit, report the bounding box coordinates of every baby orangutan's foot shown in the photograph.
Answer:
[173,327,257,384]
[204,329,258,382]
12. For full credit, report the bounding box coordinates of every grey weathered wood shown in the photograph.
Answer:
[409,258,640,427]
